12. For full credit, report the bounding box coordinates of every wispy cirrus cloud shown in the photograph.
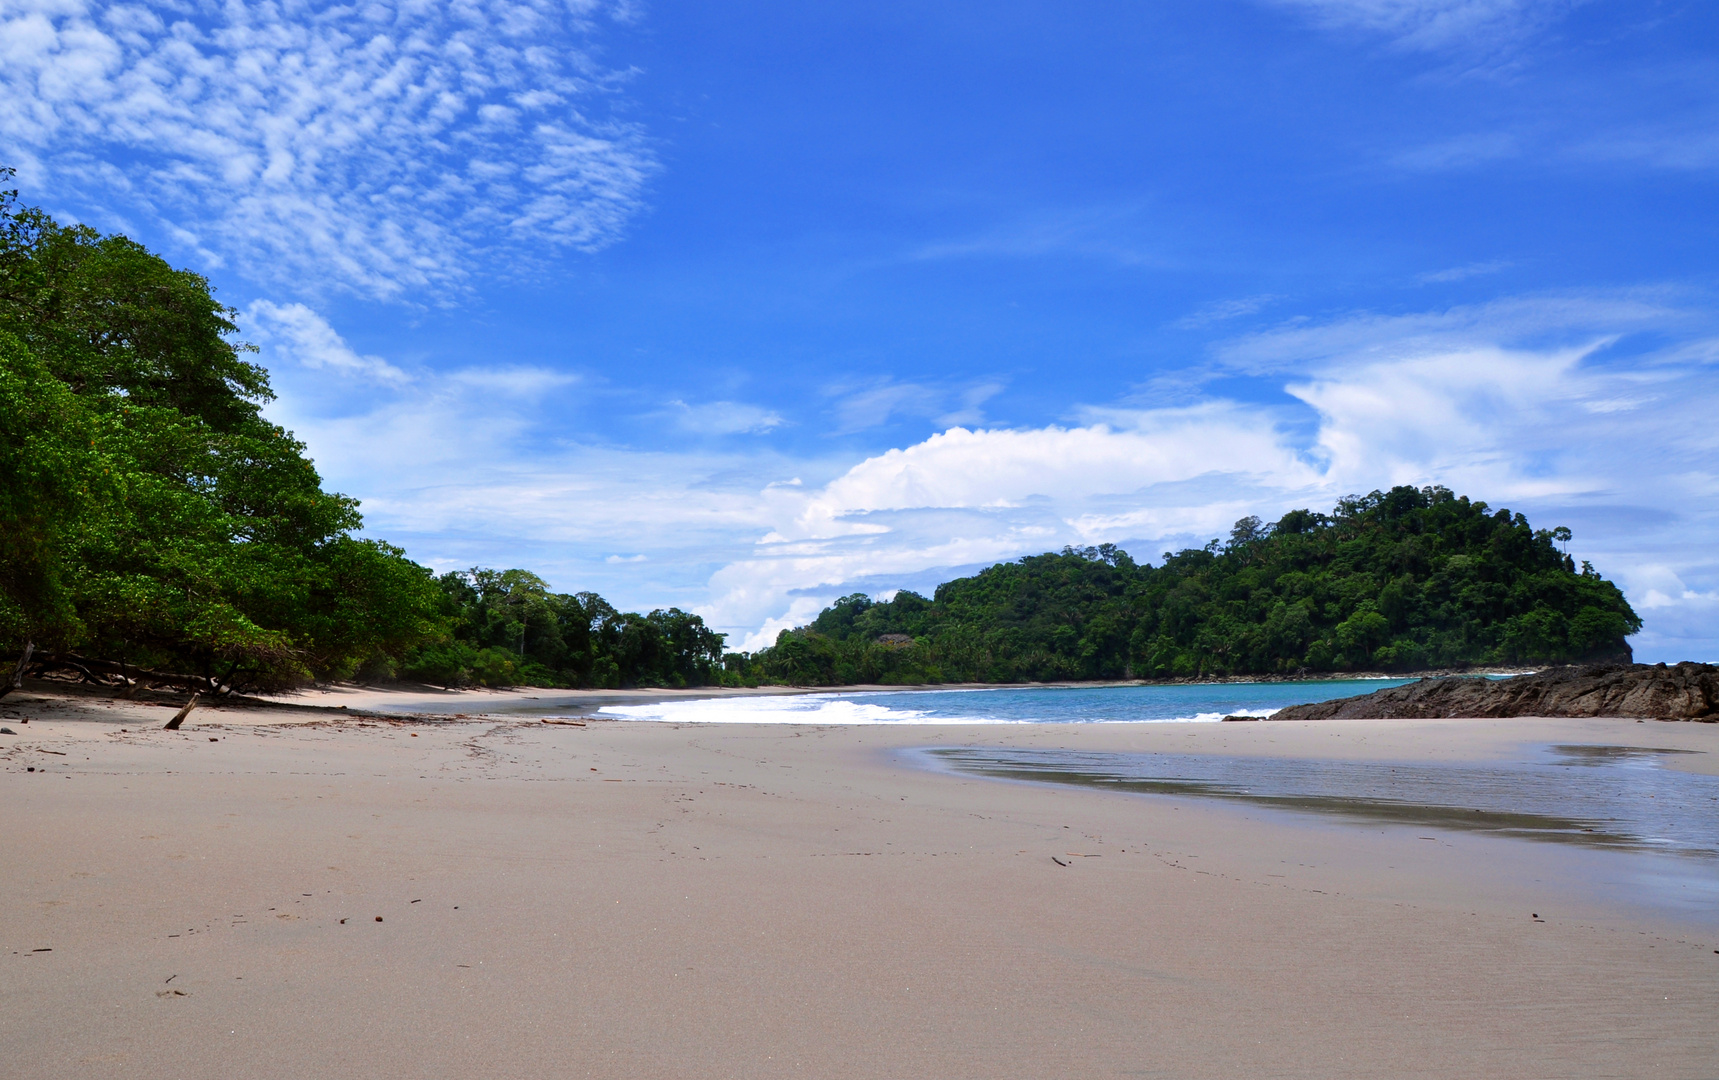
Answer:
[1389,131,1521,171]
[664,400,786,436]
[0,0,655,299]
[825,377,1005,434]
[908,204,1164,267]
[1263,0,1584,55]
[1417,259,1511,283]
[1172,294,1283,329]
[246,300,409,384]
[1213,291,1681,373]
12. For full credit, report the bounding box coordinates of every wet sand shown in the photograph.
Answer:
[2,685,1716,1079]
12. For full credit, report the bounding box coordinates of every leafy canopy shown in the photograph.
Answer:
[398,568,735,690]
[0,175,441,688]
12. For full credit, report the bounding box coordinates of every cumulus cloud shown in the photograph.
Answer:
[710,412,1325,649]
[0,0,654,298]
[709,300,1719,654]
[257,296,1719,660]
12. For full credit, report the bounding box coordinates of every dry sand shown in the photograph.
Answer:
[2,682,1716,1079]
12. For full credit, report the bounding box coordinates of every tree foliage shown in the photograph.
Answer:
[398,568,734,689]
[746,486,1641,686]
[0,176,442,689]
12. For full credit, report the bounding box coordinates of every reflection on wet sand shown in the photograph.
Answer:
[924,743,1719,858]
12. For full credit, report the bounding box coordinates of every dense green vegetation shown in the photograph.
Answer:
[0,178,732,694]
[398,569,730,689]
[0,178,1644,695]
[746,487,1641,686]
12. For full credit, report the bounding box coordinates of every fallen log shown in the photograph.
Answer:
[36,653,219,695]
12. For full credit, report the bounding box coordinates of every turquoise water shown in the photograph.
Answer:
[596,678,1418,723]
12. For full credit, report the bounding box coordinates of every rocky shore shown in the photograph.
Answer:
[1268,662,1719,722]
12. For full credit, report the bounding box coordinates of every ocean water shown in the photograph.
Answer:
[594,678,1416,724]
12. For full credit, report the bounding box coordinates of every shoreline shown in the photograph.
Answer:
[252,667,1508,718]
[0,670,1477,730]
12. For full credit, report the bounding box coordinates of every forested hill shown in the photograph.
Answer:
[749,487,1641,686]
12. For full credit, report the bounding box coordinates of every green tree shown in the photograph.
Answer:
[0,175,441,690]
[0,330,108,659]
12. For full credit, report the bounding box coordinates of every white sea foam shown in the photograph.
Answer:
[590,693,1259,724]
[596,695,942,724]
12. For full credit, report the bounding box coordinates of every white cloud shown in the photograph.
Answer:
[446,366,580,397]
[666,400,785,436]
[260,297,1719,661]
[1172,294,1282,329]
[826,378,1004,434]
[711,304,1719,654]
[0,0,654,299]
[246,301,408,383]
[1417,260,1511,284]
[780,410,1316,540]
[1214,292,1678,374]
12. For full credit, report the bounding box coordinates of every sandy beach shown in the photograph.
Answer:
[2,682,1716,1079]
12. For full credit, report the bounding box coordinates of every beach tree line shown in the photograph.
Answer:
[0,177,732,694]
[740,486,1641,686]
[0,177,1642,693]
[398,569,730,689]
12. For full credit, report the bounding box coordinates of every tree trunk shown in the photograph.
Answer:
[0,641,35,698]
[213,660,241,696]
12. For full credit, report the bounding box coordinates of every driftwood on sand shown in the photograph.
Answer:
[1268,662,1719,722]
[163,692,200,731]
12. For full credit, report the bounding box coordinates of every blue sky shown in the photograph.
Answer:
[5,0,1719,658]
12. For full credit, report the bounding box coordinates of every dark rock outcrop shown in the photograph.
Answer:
[1271,662,1719,722]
